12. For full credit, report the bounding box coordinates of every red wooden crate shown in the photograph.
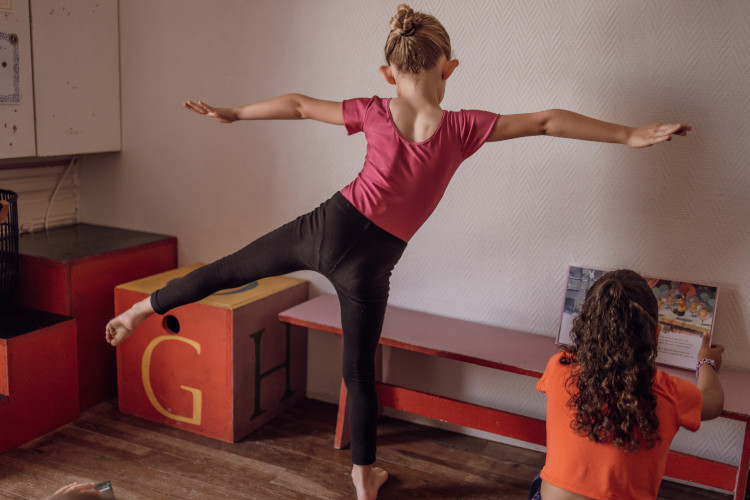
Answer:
[0,307,78,454]
[14,224,177,410]
[115,265,308,442]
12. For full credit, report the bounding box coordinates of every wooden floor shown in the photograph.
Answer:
[0,398,741,499]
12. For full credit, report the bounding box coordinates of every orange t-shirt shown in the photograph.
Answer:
[536,352,702,500]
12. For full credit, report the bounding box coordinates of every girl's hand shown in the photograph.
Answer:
[183,100,237,123]
[626,123,691,148]
[698,332,724,372]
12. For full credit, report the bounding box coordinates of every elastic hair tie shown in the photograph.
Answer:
[400,25,416,37]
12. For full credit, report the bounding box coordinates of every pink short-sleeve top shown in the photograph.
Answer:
[340,96,499,242]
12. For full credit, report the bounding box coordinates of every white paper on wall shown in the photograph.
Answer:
[0,31,19,103]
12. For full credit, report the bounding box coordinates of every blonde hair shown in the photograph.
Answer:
[384,4,452,74]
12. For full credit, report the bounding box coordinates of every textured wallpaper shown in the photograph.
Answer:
[388,0,750,369]
[79,0,750,467]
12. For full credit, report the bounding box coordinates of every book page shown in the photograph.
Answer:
[655,327,704,369]
[652,279,717,370]
[557,266,607,345]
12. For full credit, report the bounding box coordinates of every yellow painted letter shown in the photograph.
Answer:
[141,335,202,425]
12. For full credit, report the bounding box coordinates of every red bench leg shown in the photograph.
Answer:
[334,379,350,449]
[735,422,750,500]
[334,346,383,450]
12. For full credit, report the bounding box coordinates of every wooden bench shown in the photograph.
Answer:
[279,294,750,499]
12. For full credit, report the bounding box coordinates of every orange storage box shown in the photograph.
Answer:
[115,264,308,442]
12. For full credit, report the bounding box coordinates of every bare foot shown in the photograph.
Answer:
[105,297,154,346]
[351,465,388,500]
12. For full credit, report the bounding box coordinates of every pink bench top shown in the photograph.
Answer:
[278,294,750,421]
[279,294,560,378]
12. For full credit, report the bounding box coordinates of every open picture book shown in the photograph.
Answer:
[557,266,718,371]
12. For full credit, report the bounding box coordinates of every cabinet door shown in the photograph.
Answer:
[31,0,120,156]
[0,0,36,158]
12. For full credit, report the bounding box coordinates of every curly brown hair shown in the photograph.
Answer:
[561,269,661,451]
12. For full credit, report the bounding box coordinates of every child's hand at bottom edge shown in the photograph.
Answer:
[45,482,103,499]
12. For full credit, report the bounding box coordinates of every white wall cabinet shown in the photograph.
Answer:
[0,0,120,159]
[0,0,36,157]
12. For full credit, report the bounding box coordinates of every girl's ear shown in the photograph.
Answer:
[379,65,396,85]
[442,59,459,81]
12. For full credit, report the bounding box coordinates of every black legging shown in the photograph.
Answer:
[151,192,407,465]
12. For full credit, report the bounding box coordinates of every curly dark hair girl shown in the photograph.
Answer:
[561,269,661,451]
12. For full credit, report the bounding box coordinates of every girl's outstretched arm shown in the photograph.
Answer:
[487,109,690,147]
[183,94,344,126]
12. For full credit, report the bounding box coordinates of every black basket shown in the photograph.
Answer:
[0,189,19,302]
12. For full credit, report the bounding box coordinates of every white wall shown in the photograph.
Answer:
[79,0,750,469]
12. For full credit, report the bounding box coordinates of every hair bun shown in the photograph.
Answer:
[391,4,417,35]
[383,4,452,73]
